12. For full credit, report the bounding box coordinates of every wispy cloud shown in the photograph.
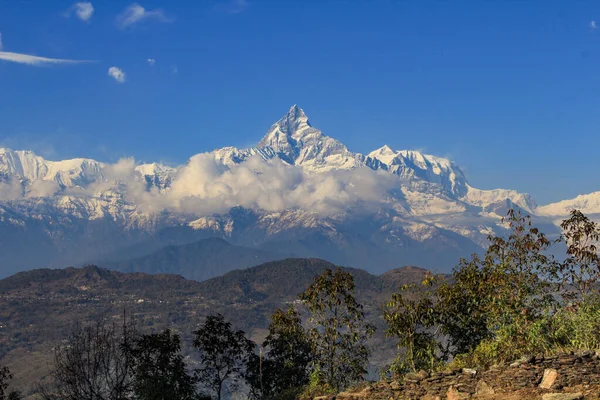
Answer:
[215,0,249,14]
[0,33,3,51]
[591,20,598,30]
[147,58,155,66]
[0,51,91,66]
[170,65,178,74]
[66,2,94,22]
[116,3,173,29]
[108,66,126,83]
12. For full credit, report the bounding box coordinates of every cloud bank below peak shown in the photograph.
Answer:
[77,154,398,217]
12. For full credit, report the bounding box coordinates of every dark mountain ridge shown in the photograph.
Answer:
[0,259,442,394]
[101,237,288,281]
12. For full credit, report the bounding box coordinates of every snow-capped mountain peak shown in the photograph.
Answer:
[368,144,396,163]
[255,105,357,170]
[0,147,105,188]
[537,191,600,216]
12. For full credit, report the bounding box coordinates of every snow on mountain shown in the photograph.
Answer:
[367,146,468,197]
[0,104,586,276]
[256,105,360,171]
[0,148,105,188]
[537,191,600,217]
[462,185,537,214]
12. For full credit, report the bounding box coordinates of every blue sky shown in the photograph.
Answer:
[0,0,599,204]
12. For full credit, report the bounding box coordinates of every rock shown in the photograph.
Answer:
[541,393,583,400]
[474,380,495,395]
[539,368,558,389]
[446,386,471,400]
[462,368,477,376]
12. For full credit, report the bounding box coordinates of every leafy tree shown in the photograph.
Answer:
[559,209,600,303]
[437,252,500,357]
[127,329,198,400]
[438,210,557,359]
[247,306,313,399]
[384,273,441,376]
[39,318,136,400]
[483,210,556,332]
[298,267,375,392]
[193,314,255,400]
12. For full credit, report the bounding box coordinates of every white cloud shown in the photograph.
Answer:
[66,2,94,22]
[591,20,597,30]
[93,154,395,217]
[0,51,91,66]
[27,180,61,198]
[108,66,126,83]
[116,3,173,29]
[0,152,396,217]
[147,58,155,66]
[0,178,23,201]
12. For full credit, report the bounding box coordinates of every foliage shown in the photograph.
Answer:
[193,313,255,400]
[480,210,556,340]
[298,267,376,392]
[436,255,492,356]
[297,366,335,400]
[247,306,313,399]
[438,209,600,370]
[383,273,442,376]
[559,210,600,303]
[126,329,198,400]
[548,297,600,351]
[435,210,558,361]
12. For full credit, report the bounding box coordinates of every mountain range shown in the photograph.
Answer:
[0,105,590,277]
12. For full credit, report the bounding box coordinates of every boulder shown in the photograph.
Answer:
[539,368,558,389]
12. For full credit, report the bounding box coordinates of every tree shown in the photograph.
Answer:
[6,392,20,400]
[193,314,255,400]
[432,209,560,364]
[298,267,375,392]
[127,329,198,400]
[384,273,441,376]
[0,365,13,400]
[559,209,600,303]
[436,255,492,356]
[247,306,313,399]
[40,318,136,400]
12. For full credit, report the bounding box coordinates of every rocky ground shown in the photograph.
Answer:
[315,352,600,400]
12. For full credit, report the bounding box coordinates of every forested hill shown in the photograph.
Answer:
[0,259,442,394]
